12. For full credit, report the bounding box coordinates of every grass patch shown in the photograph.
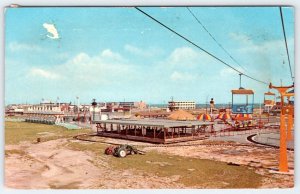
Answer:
[5,149,26,156]
[109,151,263,188]
[48,181,81,189]
[66,141,107,153]
[66,141,263,188]
[5,121,91,145]
[5,149,36,161]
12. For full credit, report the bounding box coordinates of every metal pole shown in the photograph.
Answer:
[239,73,243,89]
[279,109,288,172]
[93,107,95,122]
[259,103,261,115]
[57,97,60,113]
[76,97,79,113]
[269,83,293,172]
[76,97,80,124]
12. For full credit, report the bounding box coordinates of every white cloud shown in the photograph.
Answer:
[170,71,200,81]
[8,42,42,52]
[43,23,59,39]
[167,47,200,67]
[229,32,293,57]
[124,44,147,56]
[71,52,90,64]
[220,67,243,77]
[229,32,251,45]
[228,32,294,83]
[124,44,162,57]
[154,46,221,79]
[27,49,136,86]
[29,68,60,79]
[100,49,124,61]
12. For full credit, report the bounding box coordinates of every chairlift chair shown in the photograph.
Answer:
[263,91,276,113]
[231,89,254,114]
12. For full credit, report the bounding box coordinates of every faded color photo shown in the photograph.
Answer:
[5,6,294,189]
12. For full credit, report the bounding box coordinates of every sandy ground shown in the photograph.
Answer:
[5,139,184,189]
[5,134,294,189]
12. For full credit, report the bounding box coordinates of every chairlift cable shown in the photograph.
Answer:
[135,7,268,86]
[279,7,293,83]
[186,7,249,73]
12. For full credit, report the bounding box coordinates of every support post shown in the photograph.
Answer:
[279,112,288,172]
[287,112,293,140]
[172,128,174,138]
[269,83,293,172]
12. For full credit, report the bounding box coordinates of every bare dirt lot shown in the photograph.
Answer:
[5,121,294,189]
[5,139,185,189]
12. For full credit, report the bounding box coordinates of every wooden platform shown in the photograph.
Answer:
[93,119,213,144]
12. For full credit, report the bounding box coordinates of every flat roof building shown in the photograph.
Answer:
[93,119,214,144]
[168,101,196,111]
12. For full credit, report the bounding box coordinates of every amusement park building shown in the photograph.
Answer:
[168,101,196,110]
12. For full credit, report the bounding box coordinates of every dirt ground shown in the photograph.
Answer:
[5,138,184,189]
[5,135,294,189]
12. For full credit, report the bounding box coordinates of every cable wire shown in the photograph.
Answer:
[135,7,269,85]
[186,7,248,73]
[279,7,294,83]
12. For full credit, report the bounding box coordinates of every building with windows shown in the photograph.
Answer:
[106,101,147,111]
[168,101,196,111]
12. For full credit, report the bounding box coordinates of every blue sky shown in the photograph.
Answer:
[5,6,294,105]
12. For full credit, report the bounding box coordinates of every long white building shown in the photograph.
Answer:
[168,101,196,110]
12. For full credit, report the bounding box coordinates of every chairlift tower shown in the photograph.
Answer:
[269,83,294,172]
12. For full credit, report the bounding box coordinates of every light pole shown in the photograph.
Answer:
[76,96,79,113]
[76,96,79,122]
[91,99,97,122]
[57,97,60,112]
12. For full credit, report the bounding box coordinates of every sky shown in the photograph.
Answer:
[4,6,294,105]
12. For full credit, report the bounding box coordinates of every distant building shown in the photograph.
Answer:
[27,101,72,113]
[119,102,135,107]
[5,104,33,116]
[119,101,147,109]
[27,102,61,112]
[168,101,196,111]
[5,106,24,115]
[105,101,147,112]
